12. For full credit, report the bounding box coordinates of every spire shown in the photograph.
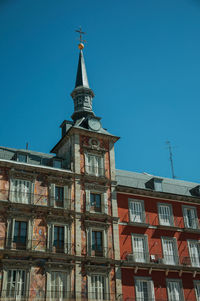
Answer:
[75,50,89,88]
[71,31,95,122]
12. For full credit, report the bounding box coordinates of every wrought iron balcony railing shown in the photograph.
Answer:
[0,290,120,301]
[82,246,112,258]
[129,214,149,225]
[124,252,200,268]
[2,238,73,255]
[84,165,106,177]
[0,188,72,208]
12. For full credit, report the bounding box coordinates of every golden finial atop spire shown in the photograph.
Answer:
[75,26,86,50]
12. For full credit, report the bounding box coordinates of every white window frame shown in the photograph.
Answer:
[188,240,200,267]
[1,268,30,300]
[50,184,70,209]
[46,269,70,301]
[6,218,33,250]
[154,179,163,191]
[182,205,198,229]
[158,203,174,226]
[47,222,70,254]
[17,153,27,163]
[128,199,145,224]
[86,226,108,258]
[87,273,109,300]
[134,276,155,301]
[161,237,179,265]
[85,189,108,214]
[131,234,149,263]
[194,280,200,301]
[9,178,34,205]
[85,152,105,177]
[166,279,184,301]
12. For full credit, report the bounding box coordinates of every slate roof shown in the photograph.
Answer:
[116,169,200,198]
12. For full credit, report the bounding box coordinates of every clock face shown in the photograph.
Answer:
[88,118,101,131]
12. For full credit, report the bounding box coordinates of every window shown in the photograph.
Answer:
[13,221,27,248]
[183,206,198,229]
[17,154,27,163]
[158,203,173,226]
[6,219,32,250]
[162,238,178,265]
[131,234,148,263]
[129,199,145,223]
[48,223,70,254]
[10,179,32,204]
[50,271,68,301]
[53,226,64,253]
[92,231,103,256]
[53,159,62,169]
[167,279,183,301]
[6,269,26,300]
[50,184,69,209]
[188,240,200,267]
[87,227,108,257]
[135,278,155,301]
[85,189,108,214]
[154,179,163,191]
[90,193,101,212]
[91,275,106,300]
[195,281,200,301]
[86,154,104,176]
[55,186,64,208]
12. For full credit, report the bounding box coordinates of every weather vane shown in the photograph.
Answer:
[75,26,86,50]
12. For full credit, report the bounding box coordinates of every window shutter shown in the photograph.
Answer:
[85,190,90,212]
[64,186,69,209]
[85,153,89,173]
[6,219,13,248]
[9,179,15,202]
[50,184,55,207]
[87,229,92,256]
[27,219,32,250]
[103,192,108,214]
[51,225,54,252]
[150,280,155,301]
[47,224,51,251]
[46,272,51,299]
[64,225,69,254]
[30,181,35,205]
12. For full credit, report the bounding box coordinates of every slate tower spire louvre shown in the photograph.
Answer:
[71,40,95,122]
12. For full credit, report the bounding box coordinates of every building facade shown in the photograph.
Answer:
[117,170,200,301]
[0,43,200,301]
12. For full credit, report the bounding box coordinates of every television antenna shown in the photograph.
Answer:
[166,141,176,179]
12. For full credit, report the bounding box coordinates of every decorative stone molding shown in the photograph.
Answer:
[84,182,108,192]
[84,219,110,229]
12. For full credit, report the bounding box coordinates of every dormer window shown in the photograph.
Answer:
[190,185,200,197]
[145,178,163,191]
[53,159,62,169]
[17,153,27,163]
[154,178,163,191]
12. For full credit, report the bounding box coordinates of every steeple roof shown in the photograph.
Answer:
[75,50,90,88]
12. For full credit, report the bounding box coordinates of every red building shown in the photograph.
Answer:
[116,170,200,301]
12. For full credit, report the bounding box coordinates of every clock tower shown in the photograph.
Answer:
[50,38,122,300]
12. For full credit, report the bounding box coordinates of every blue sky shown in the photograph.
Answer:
[0,0,200,182]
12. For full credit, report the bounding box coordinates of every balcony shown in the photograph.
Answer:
[123,252,200,270]
[82,246,112,259]
[155,215,181,229]
[84,165,106,177]
[0,188,72,209]
[128,214,150,228]
[2,238,73,255]
[0,291,120,301]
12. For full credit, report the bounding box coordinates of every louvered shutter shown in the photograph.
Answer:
[85,190,90,212]
[64,186,69,209]
[103,192,108,214]
[50,184,55,207]
[189,242,200,267]
[27,219,32,250]
[64,225,69,254]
